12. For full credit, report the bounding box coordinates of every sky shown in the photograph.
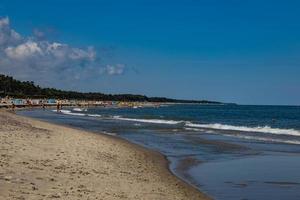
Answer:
[0,0,299,105]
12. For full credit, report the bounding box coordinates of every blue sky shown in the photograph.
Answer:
[0,0,299,105]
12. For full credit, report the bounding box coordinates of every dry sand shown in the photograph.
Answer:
[0,110,210,200]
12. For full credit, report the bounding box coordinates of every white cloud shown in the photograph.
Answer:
[0,16,125,88]
[33,28,45,38]
[0,17,22,46]
[105,64,125,75]
[5,40,43,59]
[0,17,9,26]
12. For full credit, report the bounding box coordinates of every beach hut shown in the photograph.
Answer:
[47,99,57,104]
[12,99,24,105]
[31,99,41,105]
[69,100,76,105]
[1,96,11,104]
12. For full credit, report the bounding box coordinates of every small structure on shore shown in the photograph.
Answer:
[0,96,161,109]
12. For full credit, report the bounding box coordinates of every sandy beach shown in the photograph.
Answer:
[0,110,209,200]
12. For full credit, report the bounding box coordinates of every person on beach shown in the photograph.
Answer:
[26,99,32,108]
[56,101,60,112]
[11,102,15,112]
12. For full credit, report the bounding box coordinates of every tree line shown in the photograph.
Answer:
[0,74,221,104]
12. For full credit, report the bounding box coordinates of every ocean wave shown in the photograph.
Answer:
[184,127,205,132]
[52,109,86,116]
[185,122,300,136]
[52,110,300,138]
[113,116,183,125]
[222,134,300,145]
[87,114,102,117]
[73,108,88,112]
[63,112,86,116]
[184,124,300,144]
[51,109,70,113]
[112,116,300,137]
[102,131,117,136]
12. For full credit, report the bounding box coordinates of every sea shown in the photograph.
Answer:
[18,104,300,200]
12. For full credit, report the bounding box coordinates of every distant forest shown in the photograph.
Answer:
[0,74,221,104]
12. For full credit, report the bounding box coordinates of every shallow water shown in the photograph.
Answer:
[18,104,300,200]
[191,155,300,200]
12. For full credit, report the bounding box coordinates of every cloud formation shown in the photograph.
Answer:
[0,17,125,88]
[105,64,125,75]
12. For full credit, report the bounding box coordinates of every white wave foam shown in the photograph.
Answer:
[102,131,116,136]
[184,125,300,144]
[51,109,300,139]
[184,127,205,132]
[87,114,102,117]
[73,108,88,112]
[185,122,300,136]
[222,134,300,145]
[54,109,86,116]
[52,109,71,113]
[113,116,182,125]
[64,112,86,116]
[60,110,71,113]
[183,127,217,133]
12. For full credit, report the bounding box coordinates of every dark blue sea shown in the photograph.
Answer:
[18,104,300,200]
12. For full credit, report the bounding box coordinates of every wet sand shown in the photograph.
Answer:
[0,110,210,200]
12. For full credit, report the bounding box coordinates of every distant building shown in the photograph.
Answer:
[31,99,41,105]
[12,99,25,105]
[47,99,57,104]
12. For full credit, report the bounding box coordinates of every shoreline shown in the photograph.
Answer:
[0,109,210,199]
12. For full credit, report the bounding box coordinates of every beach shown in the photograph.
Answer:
[0,110,209,200]
[16,105,300,200]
